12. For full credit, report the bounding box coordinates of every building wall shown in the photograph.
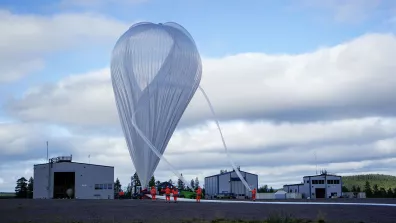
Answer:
[305,175,342,198]
[205,171,258,197]
[204,175,218,196]
[245,173,258,197]
[218,173,230,193]
[33,162,114,199]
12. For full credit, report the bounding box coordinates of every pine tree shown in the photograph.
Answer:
[114,178,122,194]
[194,177,200,189]
[27,177,34,198]
[364,181,372,197]
[386,188,393,198]
[190,179,194,189]
[15,177,28,198]
[149,176,155,187]
[177,174,185,190]
[373,184,379,197]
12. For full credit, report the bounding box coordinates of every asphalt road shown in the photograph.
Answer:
[1,199,396,223]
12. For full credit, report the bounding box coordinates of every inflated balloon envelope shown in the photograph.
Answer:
[111,22,201,188]
[111,22,252,191]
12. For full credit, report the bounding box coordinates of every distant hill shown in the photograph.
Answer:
[342,174,396,191]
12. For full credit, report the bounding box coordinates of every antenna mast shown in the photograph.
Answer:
[314,151,318,175]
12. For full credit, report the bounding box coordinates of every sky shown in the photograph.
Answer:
[1,0,396,192]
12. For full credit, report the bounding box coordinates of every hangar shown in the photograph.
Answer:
[204,169,258,198]
[33,155,114,199]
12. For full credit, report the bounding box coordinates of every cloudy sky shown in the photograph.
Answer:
[1,0,396,192]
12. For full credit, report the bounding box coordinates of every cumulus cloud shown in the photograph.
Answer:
[6,33,396,126]
[2,114,396,191]
[0,10,128,83]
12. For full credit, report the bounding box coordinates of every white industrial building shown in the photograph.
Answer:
[204,169,258,198]
[283,174,342,199]
[33,155,115,199]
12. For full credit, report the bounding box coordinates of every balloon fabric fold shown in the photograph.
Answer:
[110,22,202,188]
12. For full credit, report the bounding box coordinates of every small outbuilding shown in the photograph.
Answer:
[274,190,287,199]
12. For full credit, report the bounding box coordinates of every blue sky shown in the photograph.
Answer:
[1,0,392,99]
[1,0,396,192]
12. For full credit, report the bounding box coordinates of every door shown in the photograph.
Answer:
[315,188,325,198]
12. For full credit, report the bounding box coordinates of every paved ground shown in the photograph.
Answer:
[1,199,396,223]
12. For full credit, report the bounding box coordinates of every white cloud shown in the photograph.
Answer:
[295,0,390,23]
[2,114,396,191]
[0,10,128,83]
[7,33,396,126]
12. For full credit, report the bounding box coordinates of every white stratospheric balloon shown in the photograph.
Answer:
[110,22,202,188]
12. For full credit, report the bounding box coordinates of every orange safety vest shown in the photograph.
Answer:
[165,188,171,195]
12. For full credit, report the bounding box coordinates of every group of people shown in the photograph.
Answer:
[150,186,202,203]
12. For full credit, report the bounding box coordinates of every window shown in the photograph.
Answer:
[104,184,108,189]
[319,180,324,184]
[334,180,340,184]
[95,184,100,190]
[99,184,103,189]
[312,180,318,184]
[108,184,113,189]
[327,180,333,184]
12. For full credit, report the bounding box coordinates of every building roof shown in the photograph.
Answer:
[303,174,341,178]
[283,183,304,187]
[204,169,258,179]
[34,161,114,169]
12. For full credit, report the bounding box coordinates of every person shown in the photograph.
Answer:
[165,186,171,203]
[150,186,156,201]
[196,186,202,203]
[172,188,179,203]
[252,188,257,201]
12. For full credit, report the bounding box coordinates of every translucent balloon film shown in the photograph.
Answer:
[111,22,202,188]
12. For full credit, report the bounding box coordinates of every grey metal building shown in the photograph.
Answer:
[33,155,114,199]
[204,170,258,198]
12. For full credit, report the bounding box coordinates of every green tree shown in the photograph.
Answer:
[351,185,357,192]
[132,172,141,192]
[15,177,28,198]
[386,188,393,198]
[356,186,361,192]
[149,175,155,187]
[27,177,34,198]
[364,181,372,197]
[342,185,349,192]
[380,187,387,197]
[114,178,122,194]
[373,184,379,197]
[194,177,200,189]
[269,187,274,193]
[190,179,194,189]
[258,185,268,193]
[393,188,396,198]
[177,174,185,190]
[125,183,132,198]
